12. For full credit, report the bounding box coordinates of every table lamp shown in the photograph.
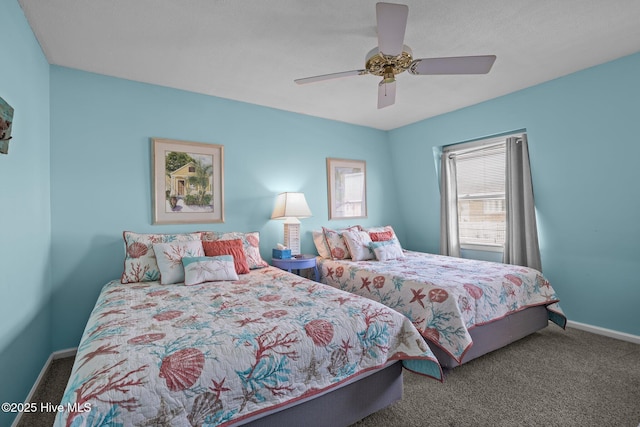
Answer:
[271,192,312,255]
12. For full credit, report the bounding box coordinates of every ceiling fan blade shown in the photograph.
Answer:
[377,80,396,109]
[409,55,497,75]
[376,2,409,57]
[294,69,367,85]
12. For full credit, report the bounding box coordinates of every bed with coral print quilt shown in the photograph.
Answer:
[318,251,566,365]
[54,267,440,427]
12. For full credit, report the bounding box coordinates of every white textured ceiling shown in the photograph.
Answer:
[18,0,640,130]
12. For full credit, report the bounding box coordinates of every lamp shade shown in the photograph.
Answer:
[271,192,312,219]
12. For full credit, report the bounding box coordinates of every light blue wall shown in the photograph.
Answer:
[3,0,639,417]
[389,52,640,336]
[49,67,400,349]
[0,1,51,425]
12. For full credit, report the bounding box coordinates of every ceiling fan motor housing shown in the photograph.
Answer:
[365,45,413,82]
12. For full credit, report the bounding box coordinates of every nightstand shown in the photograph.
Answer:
[271,255,319,282]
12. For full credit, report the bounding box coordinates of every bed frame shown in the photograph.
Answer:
[241,361,403,426]
[428,305,549,368]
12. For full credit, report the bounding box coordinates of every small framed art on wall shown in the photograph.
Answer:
[0,96,14,155]
[326,157,367,220]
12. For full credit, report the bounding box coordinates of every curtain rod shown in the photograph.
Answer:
[446,141,507,159]
[443,132,525,158]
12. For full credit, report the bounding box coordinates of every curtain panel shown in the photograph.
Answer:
[503,135,542,271]
[440,151,460,257]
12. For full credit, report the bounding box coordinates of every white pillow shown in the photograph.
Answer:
[342,230,375,261]
[369,238,404,261]
[153,241,204,284]
[312,230,332,258]
[182,255,239,286]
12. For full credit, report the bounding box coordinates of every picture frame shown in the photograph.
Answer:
[152,138,224,224]
[326,157,367,220]
[0,96,14,155]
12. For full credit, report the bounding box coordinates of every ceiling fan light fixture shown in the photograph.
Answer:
[382,66,396,84]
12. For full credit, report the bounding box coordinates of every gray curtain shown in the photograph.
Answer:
[503,135,542,271]
[440,151,460,257]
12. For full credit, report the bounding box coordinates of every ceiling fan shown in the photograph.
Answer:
[294,2,496,109]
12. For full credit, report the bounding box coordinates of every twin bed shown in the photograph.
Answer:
[314,226,566,369]
[317,251,565,368]
[55,226,565,426]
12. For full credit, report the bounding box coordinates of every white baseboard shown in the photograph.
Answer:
[53,347,78,360]
[11,348,77,427]
[567,320,640,345]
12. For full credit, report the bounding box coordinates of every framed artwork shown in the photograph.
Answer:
[326,158,367,220]
[152,138,224,224]
[0,96,14,155]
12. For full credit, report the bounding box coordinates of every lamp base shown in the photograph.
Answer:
[283,222,301,256]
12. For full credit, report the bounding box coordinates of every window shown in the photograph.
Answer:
[445,138,508,250]
[440,132,540,266]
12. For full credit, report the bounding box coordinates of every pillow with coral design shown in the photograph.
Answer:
[322,226,360,260]
[121,231,202,284]
[153,241,204,285]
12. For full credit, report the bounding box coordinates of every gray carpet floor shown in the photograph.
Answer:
[16,326,640,427]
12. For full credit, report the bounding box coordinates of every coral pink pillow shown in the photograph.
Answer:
[202,239,250,274]
[369,230,394,242]
[201,231,268,269]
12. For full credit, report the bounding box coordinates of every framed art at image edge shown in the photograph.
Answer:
[152,138,224,224]
[327,157,367,220]
[0,96,14,155]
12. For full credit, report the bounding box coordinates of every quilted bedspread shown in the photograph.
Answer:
[54,267,440,427]
[318,251,566,363]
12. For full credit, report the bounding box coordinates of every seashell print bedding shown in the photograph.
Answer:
[54,267,440,427]
[318,251,567,363]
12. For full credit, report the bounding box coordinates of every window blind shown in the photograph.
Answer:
[453,143,506,246]
[455,145,505,197]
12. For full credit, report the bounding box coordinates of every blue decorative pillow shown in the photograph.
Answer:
[369,238,404,261]
[182,255,239,286]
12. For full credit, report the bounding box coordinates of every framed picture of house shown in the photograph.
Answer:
[152,138,224,224]
[327,158,367,220]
